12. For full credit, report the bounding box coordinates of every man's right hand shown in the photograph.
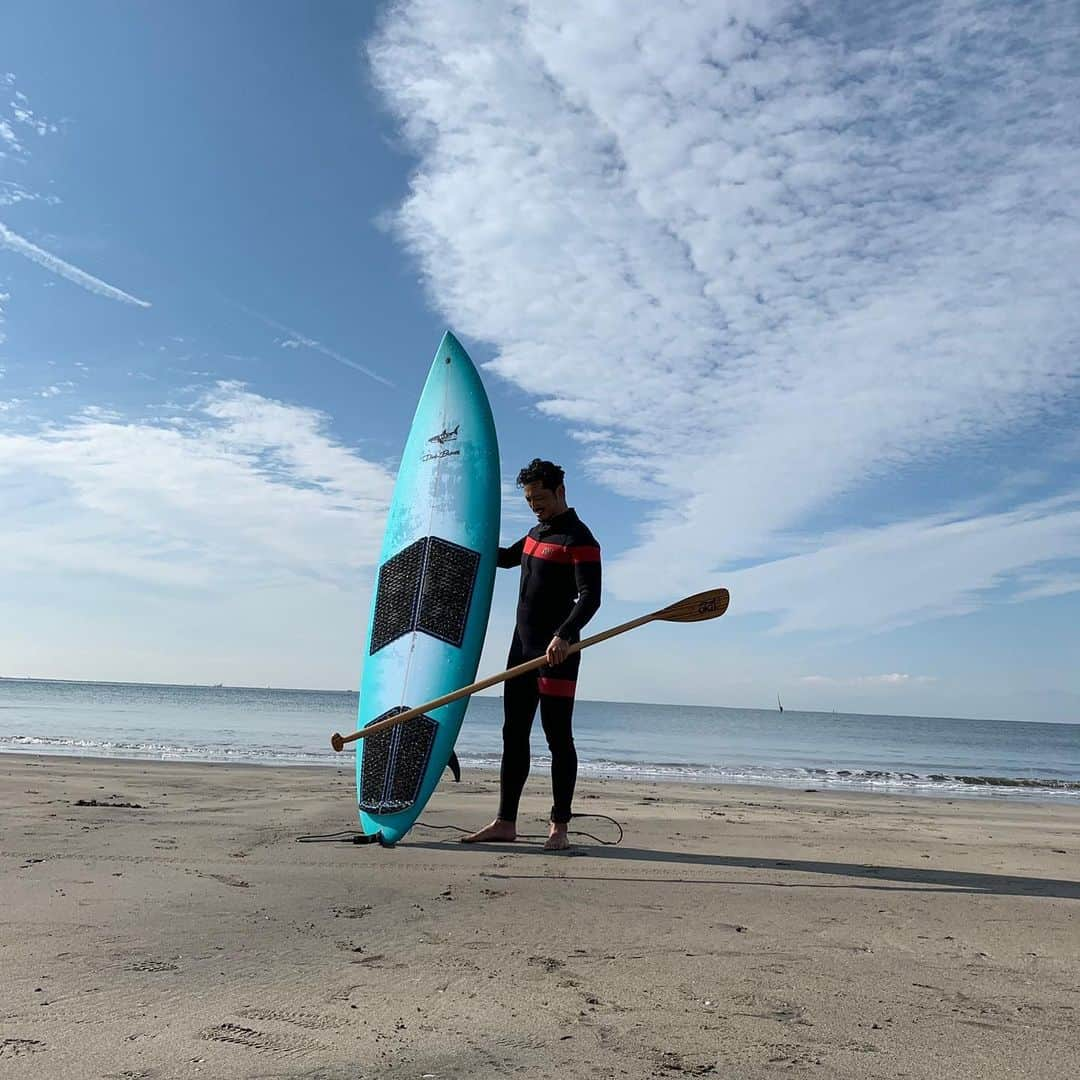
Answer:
[545,636,569,666]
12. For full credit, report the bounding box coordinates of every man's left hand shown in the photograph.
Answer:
[545,636,569,666]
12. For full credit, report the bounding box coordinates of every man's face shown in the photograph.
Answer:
[522,481,566,523]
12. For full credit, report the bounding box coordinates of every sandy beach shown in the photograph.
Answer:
[2,753,1079,1079]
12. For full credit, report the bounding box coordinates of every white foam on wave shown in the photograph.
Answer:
[4,736,1079,801]
[0,734,335,766]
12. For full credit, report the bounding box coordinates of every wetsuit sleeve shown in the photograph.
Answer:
[556,546,601,640]
[497,536,526,569]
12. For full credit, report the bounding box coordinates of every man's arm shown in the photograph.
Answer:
[497,537,526,569]
[555,544,602,641]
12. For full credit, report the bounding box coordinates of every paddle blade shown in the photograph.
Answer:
[657,588,729,623]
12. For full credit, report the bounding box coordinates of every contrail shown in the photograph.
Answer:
[0,221,151,308]
[238,303,394,388]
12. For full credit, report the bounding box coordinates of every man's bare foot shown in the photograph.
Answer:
[460,819,517,844]
[544,823,571,851]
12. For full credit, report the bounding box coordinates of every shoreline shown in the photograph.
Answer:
[3,753,1079,1078]
[3,748,1079,806]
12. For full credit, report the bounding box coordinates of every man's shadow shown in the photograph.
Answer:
[405,839,1080,900]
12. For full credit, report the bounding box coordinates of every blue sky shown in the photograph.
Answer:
[1,1,1078,722]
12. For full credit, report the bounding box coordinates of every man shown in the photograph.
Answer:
[462,458,601,850]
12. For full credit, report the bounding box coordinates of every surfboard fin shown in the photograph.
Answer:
[446,751,461,783]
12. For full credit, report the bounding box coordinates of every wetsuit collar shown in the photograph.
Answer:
[537,507,579,535]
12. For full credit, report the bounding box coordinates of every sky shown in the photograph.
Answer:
[1,0,1078,722]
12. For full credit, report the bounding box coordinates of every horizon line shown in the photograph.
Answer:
[0,674,1064,727]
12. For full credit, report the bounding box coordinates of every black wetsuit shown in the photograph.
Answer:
[496,508,601,824]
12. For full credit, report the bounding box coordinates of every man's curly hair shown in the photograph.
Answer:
[516,458,565,492]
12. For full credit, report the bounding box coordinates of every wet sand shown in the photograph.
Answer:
[2,752,1079,1078]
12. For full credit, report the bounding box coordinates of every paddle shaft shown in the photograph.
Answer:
[333,611,657,748]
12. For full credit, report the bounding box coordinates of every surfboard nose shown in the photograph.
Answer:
[437,329,466,362]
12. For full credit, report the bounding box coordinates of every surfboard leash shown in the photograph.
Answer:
[413,812,624,846]
[295,829,384,845]
[294,812,624,847]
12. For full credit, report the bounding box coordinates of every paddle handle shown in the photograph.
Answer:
[331,611,657,750]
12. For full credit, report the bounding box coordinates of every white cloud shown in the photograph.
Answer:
[0,180,47,207]
[800,673,936,688]
[1012,571,1080,602]
[2,76,133,328]
[0,118,21,156]
[499,477,535,534]
[0,75,57,160]
[370,0,1080,617]
[0,382,395,590]
[0,221,151,308]
[726,495,1080,633]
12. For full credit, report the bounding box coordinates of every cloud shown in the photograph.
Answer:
[1012,571,1080,602]
[38,381,75,398]
[0,179,56,207]
[0,382,395,589]
[499,475,535,533]
[369,0,1080,612]
[2,76,137,325]
[0,119,21,157]
[800,673,936,688]
[726,494,1080,632]
[0,221,151,308]
[0,74,58,160]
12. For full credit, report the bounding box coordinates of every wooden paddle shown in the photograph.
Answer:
[330,587,729,752]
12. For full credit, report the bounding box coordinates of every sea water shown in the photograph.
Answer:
[2,678,1078,801]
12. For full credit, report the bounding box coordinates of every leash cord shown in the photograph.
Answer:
[296,812,623,846]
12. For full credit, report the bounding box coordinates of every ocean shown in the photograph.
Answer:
[2,678,1079,801]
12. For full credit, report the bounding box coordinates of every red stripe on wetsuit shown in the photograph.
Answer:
[537,676,577,698]
[523,536,601,564]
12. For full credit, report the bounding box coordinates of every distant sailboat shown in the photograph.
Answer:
[777,693,783,713]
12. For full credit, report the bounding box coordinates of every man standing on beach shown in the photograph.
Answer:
[462,459,601,850]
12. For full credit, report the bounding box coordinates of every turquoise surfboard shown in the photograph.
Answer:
[355,331,500,845]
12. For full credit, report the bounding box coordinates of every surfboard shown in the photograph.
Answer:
[355,331,500,845]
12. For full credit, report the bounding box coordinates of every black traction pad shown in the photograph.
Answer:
[359,706,438,815]
[370,536,480,654]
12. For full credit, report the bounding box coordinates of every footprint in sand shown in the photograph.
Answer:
[199,1022,322,1056]
[331,904,372,919]
[204,872,250,888]
[237,1006,348,1032]
[0,1039,46,1058]
[527,956,565,973]
[126,959,179,973]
